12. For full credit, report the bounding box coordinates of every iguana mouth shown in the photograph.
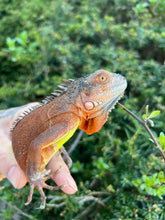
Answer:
[87,92,124,119]
[103,93,123,113]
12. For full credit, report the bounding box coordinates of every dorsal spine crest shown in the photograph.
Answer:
[11,78,74,133]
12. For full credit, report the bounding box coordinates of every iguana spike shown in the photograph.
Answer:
[51,92,61,97]
[53,90,63,93]
[63,79,69,83]
[10,103,42,134]
[68,79,74,83]
[42,96,55,104]
[51,89,63,96]
[60,84,68,87]
[63,79,74,83]
[58,85,68,91]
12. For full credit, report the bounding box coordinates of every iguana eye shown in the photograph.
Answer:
[98,74,107,82]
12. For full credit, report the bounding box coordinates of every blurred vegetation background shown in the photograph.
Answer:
[0,0,165,219]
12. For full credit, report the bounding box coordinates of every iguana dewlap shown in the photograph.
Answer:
[11,69,127,209]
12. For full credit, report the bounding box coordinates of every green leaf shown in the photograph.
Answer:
[158,171,165,183]
[71,161,84,173]
[94,157,109,170]
[11,57,17,62]
[6,37,15,48]
[19,31,28,45]
[148,110,160,119]
[142,114,147,120]
[159,132,165,149]
[132,178,141,187]
[145,105,149,116]
[142,105,149,120]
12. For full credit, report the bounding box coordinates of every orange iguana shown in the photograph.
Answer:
[10,69,127,209]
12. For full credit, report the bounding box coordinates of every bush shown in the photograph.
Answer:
[0,0,165,219]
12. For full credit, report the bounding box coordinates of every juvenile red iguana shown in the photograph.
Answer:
[10,69,127,209]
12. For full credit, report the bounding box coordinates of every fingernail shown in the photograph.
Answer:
[70,183,78,192]
[7,166,21,188]
[65,173,78,192]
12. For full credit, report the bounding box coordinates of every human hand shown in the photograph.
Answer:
[0,103,77,194]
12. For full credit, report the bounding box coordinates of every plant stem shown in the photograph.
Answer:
[68,130,84,154]
[117,102,165,161]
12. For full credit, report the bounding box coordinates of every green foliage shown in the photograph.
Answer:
[133,171,165,199]
[4,31,40,63]
[142,105,160,126]
[143,105,160,120]
[159,132,165,150]
[0,0,165,219]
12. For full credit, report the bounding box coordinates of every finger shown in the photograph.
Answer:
[0,131,27,189]
[7,165,27,189]
[47,153,78,194]
[0,154,27,189]
[0,103,39,188]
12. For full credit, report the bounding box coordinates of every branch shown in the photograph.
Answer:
[47,193,108,209]
[74,202,95,218]
[117,102,165,161]
[68,130,84,154]
[0,198,32,219]
[47,202,65,208]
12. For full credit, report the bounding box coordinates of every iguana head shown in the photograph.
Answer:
[73,69,127,134]
[40,69,127,135]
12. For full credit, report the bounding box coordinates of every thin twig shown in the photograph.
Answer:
[74,202,95,218]
[0,198,33,219]
[89,191,112,196]
[68,130,84,154]
[152,0,161,14]
[117,102,165,160]
[47,193,108,209]
[77,195,107,207]
[47,202,65,208]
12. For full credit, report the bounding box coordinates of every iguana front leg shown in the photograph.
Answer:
[25,116,80,209]
[25,169,64,209]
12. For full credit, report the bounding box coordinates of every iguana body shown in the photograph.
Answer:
[11,69,127,209]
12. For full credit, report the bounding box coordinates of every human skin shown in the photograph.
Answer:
[0,103,77,194]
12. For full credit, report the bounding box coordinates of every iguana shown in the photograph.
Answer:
[11,69,127,209]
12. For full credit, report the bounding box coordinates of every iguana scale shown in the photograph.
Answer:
[11,69,127,209]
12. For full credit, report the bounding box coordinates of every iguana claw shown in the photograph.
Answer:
[25,169,67,209]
